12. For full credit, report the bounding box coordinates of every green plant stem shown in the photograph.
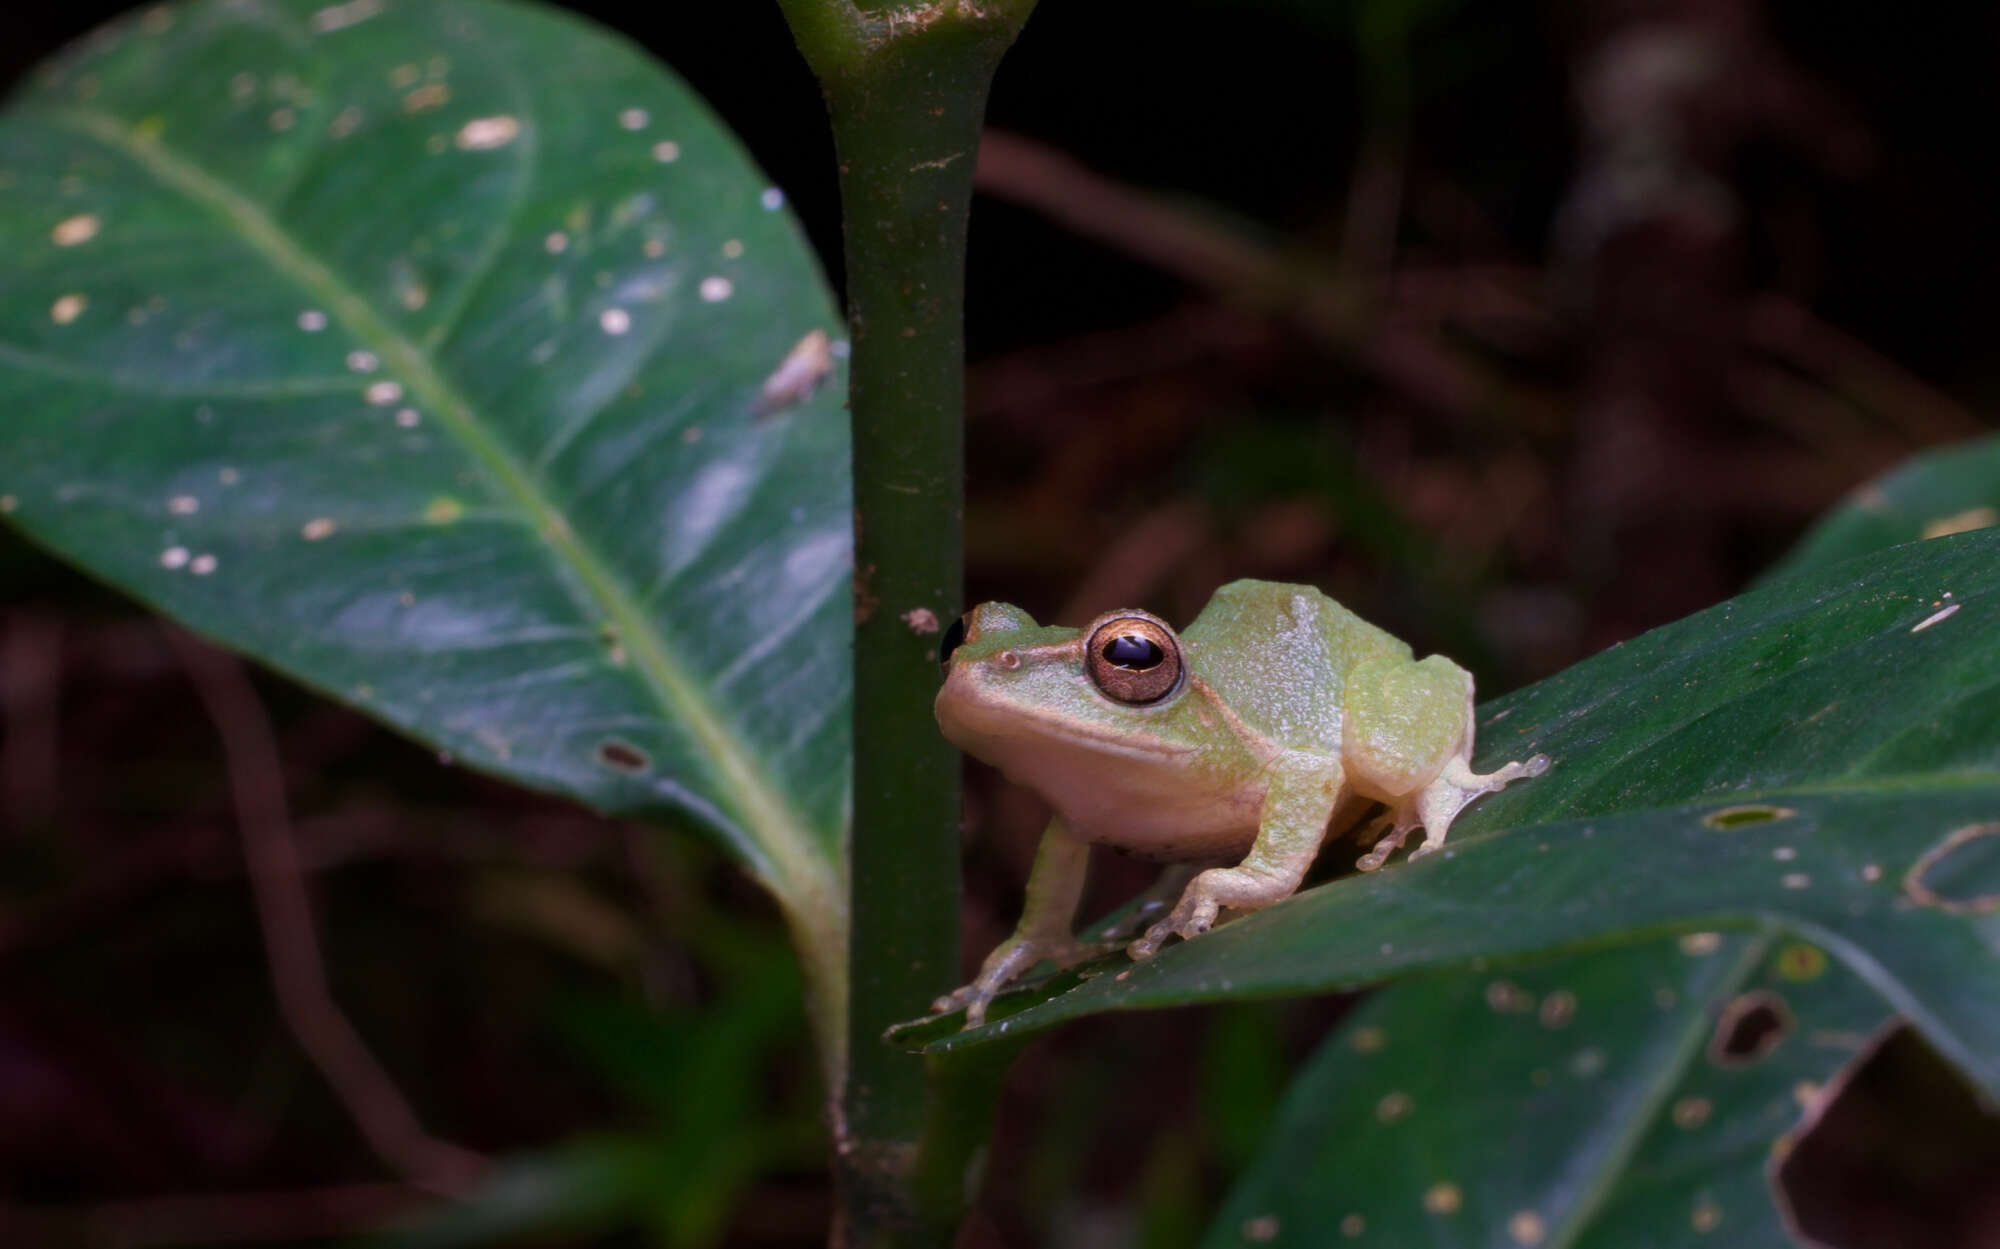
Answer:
[778,2,1035,1244]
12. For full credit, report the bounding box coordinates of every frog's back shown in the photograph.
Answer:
[1180,580,1409,751]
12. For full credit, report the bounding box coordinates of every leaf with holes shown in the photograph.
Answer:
[1762,432,2000,585]
[1203,931,1893,1249]
[0,0,849,971]
[919,530,2000,1101]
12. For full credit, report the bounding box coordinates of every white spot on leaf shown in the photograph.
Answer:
[1423,1182,1462,1215]
[160,546,189,569]
[651,140,680,163]
[301,517,337,540]
[1679,931,1723,956]
[50,294,87,324]
[455,115,519,150]
[618,107,648,130]
[1910,602,1960,633]
[309,0,381,33]
[403,84,450,114]
[166,495,198,515]
[699,276,733,302]
[1508,1211,1547,1246]
[189,553,218,575]
[599,307,631,335]
[365,381,403,405]
[298,309,328,331]
[346,350,379,373]
[52,214,100,246]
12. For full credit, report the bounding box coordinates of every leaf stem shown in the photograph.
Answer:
[779,2,1036,1243]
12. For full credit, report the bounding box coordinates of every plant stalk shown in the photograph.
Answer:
[777,2,1036,1244]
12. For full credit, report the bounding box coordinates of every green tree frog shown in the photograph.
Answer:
[932,579,1548,1027]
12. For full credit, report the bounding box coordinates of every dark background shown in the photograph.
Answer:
[5,2,1999,1246]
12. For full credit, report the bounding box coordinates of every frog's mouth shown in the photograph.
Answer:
[935,667,1194,765]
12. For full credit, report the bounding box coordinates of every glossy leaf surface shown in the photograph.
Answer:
[1763,432,2000,584]
[921,531,2000,1100]
[1204,932,1890,1249]
[0,0,849,916]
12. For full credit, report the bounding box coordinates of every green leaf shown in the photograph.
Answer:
[1762,432,2000,584]
[924,531,2000,1098]
[0,2,849,937]
[1203,932,1891,1249]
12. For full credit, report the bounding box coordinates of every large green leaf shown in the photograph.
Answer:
[1204,931,1891,1249]
[0,2,848,927]
[1760,432,2000,585]
[921,530,2000,1097]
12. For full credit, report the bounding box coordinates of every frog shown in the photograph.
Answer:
[931,579,1549,1027]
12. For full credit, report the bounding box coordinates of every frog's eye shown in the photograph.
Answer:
[1084,615,1183,705]
[939,613,970,673]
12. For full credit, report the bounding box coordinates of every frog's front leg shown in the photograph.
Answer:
[1128,752,1340,959]
[934,818,1098,1029]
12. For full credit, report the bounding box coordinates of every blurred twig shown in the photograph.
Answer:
[1742,294,1986,447]
[166,628,485,1195]
[974,130,1552,427]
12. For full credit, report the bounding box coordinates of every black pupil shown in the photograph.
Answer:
[939,616,968,670]
[1103,634,1163,670]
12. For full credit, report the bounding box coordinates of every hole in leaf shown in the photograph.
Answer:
[1774,1027,2000,1249]
[1703,803,1797,830]
[1903,822,2000,915]
[596,739,649,773]
[1709,990,1791,1066]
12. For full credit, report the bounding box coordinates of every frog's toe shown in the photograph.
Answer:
[960,994,996,1030]
[1129,893,1220,958]
[1128,923,1170,961]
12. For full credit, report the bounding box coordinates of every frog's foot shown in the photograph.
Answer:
[1361,752,1551,871]
[1355,810,1420,872]
[1084,865,1201,945]
[932,934,1101,1029]
[1127,863,1297,960]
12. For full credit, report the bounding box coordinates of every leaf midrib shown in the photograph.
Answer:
[39,104,841,915]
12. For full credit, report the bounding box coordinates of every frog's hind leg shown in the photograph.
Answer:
[1346,657,1550,871]
[1355,748,1550,871]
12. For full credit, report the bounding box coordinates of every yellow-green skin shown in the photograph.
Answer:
[933,579,1549,1027]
